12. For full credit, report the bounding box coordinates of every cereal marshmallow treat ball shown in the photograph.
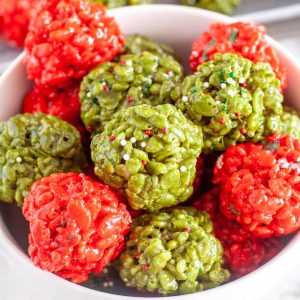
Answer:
[189,22,287,89]
[0,113,85,205]
[214,134,300,237]
[91,104,203,211]
[22,173,131,283]
[24,0,125,88]
[193,187,283,277]
[121,34,176,58]
[119,207,230,295]
[80,52,184,133]
[0,0,38,47]
[171,53,283,152]
[180,0,240,15]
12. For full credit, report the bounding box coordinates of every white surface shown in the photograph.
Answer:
[0,4,300,300]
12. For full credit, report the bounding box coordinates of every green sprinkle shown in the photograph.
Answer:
[201,38,215,61]
[230,29,238,43]
[264,142,279,152]
[145,83,152,89]
[191,89,197,94]
[99,78,105,83]
[229,72,235,78]
[221,79,226,84]
[230,203,240,216]
[222,98,227,103]
[108,82,113,89]
[90,98,97,105]
[221,105,227,111]
[218,71,224,77]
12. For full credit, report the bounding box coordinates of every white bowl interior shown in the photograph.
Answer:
[1,5,300,300]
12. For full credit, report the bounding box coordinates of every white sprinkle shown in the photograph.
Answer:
[228,89,235,96]
[126,60,133,66]
[192,50,198,56]
[103,268,108,274]
[130,137,137,144]
[180,166,187,172]
[16,157,22,163]
[226,78,235,85]
[215,101,221,105]
[108,281,114,287]
[103,282,108,287]
[123,154,130,161]
[221,83,226,89]
[120,139,127,146]
[242,93,248,98]
[167,71,174,77]
[182,96,188,103]
[141,142,146,148]
[203,82,209,88]
[239,77,245,84]
[86,92,91,98]
[216,154,224,169]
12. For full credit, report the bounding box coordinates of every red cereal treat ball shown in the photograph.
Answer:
[23,84,81,125]
[193,187,283,277]
[0,0,38,48]
[24,0,125,88]
[189,22,287,89]
[214,134,300,237]
[22,172,131,283]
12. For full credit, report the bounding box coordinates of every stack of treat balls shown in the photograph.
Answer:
[0,0,300,296]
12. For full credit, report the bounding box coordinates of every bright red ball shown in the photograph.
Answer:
[193,187,283,277]
[0,0,38,47]
[22,173,131,283]
[214,134,300,237]
[24,0,125,88]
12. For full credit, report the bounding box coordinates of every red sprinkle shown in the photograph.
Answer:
[103,84,109,92]
[241,82,247,88]
[219,118,225,125]
[240,128,247,135]
[161,128,168,134]
[142,264,149,271]
[145,129,152,136]
[110,135,116,142]
[87,126,94,133]
[127,96,134,103]
[184,228,191,233]
[141,160,147,166]
[234,112,241,117]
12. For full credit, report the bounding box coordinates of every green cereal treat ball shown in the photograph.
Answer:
[91,0,152,9]
[80,52,184,133]
[171,53,283,152]
[122,34,176,58]
[119,207,230,295]
[0,113,86,205]
[279,106,300,139]
[91,104,203,211]
[180,0,241,15]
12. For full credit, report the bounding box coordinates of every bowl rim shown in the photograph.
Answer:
[1,4,300,299]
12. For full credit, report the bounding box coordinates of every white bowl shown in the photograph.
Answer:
[1,4,300,300]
